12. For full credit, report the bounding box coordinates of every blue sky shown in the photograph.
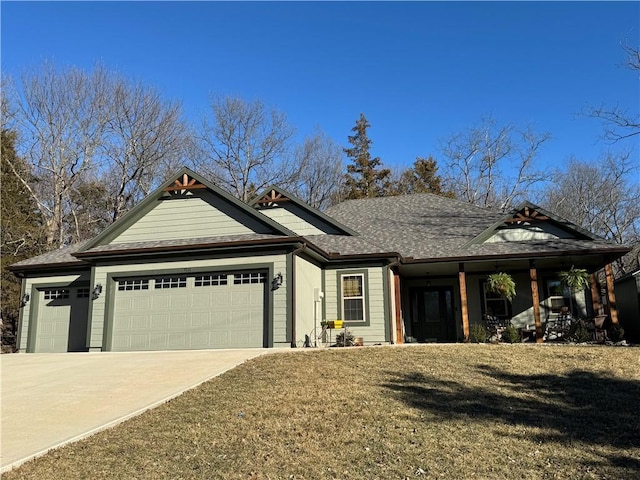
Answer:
[2,1,638,176]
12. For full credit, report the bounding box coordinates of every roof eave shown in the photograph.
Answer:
[401,245,631,265]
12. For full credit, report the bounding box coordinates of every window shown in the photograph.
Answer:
[44,289,69,300]
[546,279,569,313]
[195,274,228,287]
[483,284,510,320]
[154,277,187,289]
[77,288,90,298]
[234,272,266,285]
[118,279,149,291]
[341,274,365,322]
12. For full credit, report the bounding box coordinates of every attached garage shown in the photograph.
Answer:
[109,270,268,351]
[30,286,90,353]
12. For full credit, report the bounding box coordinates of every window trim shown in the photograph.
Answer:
[481,281,512,321]
[337,270,370,325]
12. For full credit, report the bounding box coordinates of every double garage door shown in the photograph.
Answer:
[111,270,267,351]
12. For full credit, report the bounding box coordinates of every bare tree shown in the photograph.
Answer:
[100,78,188,222]
[5,63,111,247]
[586,42,639,142]
[439,117,550,210]
[541,151,640,274]
[195,96,299,202]
[4,62,189,246]
[289,129,344,210]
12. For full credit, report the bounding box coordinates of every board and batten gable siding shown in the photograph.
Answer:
[259,204,343,236]
[18,272,91,352]
[89,253,288,351]
[294,256,323,346]
[324,266,388,344]
[110,191,275,245]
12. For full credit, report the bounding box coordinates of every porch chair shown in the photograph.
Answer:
[591,314,608,342]
[484,314,508,342]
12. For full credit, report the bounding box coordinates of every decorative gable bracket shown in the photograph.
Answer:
[164,174,207,195]
[504,206,549,225]
[255,189,291,207]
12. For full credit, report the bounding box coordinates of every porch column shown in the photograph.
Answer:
[458,263,470,342]
[393,270,404,344]
[529,260,543,343]
[604,262,619,324]
[589,273,600,315]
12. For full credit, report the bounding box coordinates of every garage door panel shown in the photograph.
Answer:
[169,294,189,309]
[150,314,169,329]
[191,312,210,327]
[34,288,89,353]
[151,295,170,310]
[111,271,266,351]
[211,291,230,306]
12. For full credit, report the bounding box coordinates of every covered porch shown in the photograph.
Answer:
[391,253,623,344]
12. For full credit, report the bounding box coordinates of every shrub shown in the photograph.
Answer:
[469,324,488,343]
[608,323,625,343]
[501,325,520,344]
[335,330,355,347]
[569,320,592,343]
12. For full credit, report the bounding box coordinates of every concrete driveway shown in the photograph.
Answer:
[1,349,267,472]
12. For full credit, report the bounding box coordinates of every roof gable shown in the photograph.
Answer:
[466,202,600,246]
[79,168,295,252]
[252,186,358,236]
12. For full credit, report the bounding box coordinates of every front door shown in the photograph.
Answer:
[409,287,456,342]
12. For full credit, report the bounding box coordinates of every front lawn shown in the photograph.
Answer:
[6,345,640,479]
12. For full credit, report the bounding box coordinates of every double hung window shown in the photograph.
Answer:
[341,274,365,322]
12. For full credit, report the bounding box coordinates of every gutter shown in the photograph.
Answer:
[399,246,632,265]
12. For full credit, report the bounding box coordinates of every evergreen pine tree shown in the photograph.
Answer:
[343,114,391,199]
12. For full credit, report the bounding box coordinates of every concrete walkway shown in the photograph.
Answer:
[1,349,267,472]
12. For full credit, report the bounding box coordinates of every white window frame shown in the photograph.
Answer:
[482,282,510,321]
[341,273,366,323]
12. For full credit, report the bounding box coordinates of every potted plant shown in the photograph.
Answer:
[486,272,516,301]
[558,266,590,317]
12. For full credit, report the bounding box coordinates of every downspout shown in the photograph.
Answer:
[290,242,307,347]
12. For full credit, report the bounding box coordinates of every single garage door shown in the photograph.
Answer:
[111,271,267,351]
[33,287,90,353]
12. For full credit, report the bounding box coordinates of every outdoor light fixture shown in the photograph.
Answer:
[20,293,30,308]
[92,284,103,300]
[272,272,283,291]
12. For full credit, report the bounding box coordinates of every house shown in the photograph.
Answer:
[10,167,629,352]
[614,269,640,343]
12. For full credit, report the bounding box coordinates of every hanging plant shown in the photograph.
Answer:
[558,266,590,292]
[486,272,516,301]
[558,266,590,318]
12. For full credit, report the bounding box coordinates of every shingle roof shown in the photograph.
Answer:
[11,192,628,271]
[324,194,626,260]
[9,242,89,269]
[78,233,293,256]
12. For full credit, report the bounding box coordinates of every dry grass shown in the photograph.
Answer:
[5,344,640,479]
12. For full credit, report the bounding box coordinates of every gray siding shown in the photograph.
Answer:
[111,191,273,244]
[324,266,388,344]
[294,256,323,346]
